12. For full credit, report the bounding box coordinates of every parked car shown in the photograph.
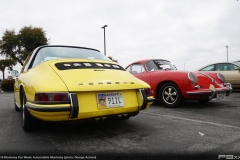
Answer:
[125,59,232,108]
[233,60,240,65]
[11,45,154,131]
[195,62,240,88]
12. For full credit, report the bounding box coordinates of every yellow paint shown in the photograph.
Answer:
[14,58,153,121]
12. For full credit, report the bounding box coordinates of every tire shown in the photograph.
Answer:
[14,96,20,111]
[159,82,183,108]
[21,90,41,132]
[15,103,20,111]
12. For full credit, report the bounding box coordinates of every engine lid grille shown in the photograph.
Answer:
[55,62,125,71]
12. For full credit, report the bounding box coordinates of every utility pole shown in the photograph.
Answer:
[101,25,107,55]
[226,45,228,62]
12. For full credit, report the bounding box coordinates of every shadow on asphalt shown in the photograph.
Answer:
[34,116,142,134]
[232,89,240,92]
[152,93,239,109]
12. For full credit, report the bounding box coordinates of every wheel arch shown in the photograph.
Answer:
[156,80,183,100]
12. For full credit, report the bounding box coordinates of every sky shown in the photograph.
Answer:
[0,0,239,79]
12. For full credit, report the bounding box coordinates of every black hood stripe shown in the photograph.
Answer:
[55,62,125,71]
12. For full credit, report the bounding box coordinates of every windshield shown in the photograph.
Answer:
[234,61,240,66]
[146,60,176,71]
[32,46,111,68]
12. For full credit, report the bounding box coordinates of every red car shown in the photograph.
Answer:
[125,59,232,107]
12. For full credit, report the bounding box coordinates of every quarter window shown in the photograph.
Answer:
[130,63,145,74]
[227,64,238,70]
[22,52,34,73]
[200,65,214,71]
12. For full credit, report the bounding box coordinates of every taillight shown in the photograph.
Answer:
[144,88,152,97]
[35,93,69,102]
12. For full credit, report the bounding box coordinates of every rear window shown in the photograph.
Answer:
[32,46,111,68]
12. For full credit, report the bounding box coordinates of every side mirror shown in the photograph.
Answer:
[236,67,240,71]
[11,70,19,78]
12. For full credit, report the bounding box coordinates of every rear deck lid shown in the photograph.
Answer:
[49,59,146,91]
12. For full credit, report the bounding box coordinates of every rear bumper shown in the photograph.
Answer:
[139,89,155,110]
[25,90,154,121]
[186,83,232,99]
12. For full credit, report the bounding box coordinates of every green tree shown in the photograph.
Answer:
[0,26,49,66]
[0,59,16,80]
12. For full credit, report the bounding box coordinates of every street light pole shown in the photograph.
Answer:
[226,45,228,62]
[101,25,107,56]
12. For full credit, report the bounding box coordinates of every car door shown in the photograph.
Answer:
[199,63,240,87]
[215,63,240,87]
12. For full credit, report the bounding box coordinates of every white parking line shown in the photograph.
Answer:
[141,111,240,130]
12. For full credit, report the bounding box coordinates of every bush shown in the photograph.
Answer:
[1,79,15,91]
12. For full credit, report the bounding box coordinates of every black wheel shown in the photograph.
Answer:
[15,103,20,111]
[159,82,183,108]
[21,90,41,132]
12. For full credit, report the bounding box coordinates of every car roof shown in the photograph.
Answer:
[196,61,240,71]
[130,59,171,64]
[36,45,100,52]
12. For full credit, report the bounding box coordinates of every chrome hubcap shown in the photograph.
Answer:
[162,86,178,104]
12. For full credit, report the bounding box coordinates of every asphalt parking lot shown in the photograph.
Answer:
[0,91,240,160]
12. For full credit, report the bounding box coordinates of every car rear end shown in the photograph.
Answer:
[27,59,154,121]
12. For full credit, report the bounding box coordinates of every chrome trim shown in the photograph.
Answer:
[209,90,216,99]
[195,85,201,89]
[69,93,73,107]
[25,103,71,112]
[31,101,70,104]
[224,83,232,96]
[139,89,155,110]
[15,102,21,109]
[34,92,69,104]
[69,93,79,118]
[187,91,212,95]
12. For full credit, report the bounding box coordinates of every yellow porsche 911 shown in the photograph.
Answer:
[11,45,154,132]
